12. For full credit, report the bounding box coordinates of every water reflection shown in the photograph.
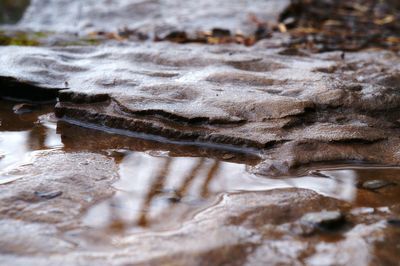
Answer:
[84,153,256,231]
[0,101,62,183]
[83,151,400,232]
[316,168,400,207]
[1,100,400,232]
[0,0,30,24]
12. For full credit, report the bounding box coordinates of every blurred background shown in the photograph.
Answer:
[0,0,30,24]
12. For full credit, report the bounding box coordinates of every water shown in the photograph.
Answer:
[83,157,400,233]
[1,99,400,264]
[1,99,400,234]
[0,101,62,184]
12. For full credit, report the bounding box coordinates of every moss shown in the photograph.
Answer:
[0,30,101,47]
[57,38,101,47]
[33,31,50,38]
[0,32,40,46]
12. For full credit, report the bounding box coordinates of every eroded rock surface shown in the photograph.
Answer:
[1,1,400,265]
[1,181,399,266]
[1,43,400,174]
[17,0,288,37]
[0,150,118,229]
[0,102,400,265]
[0,150,119,261]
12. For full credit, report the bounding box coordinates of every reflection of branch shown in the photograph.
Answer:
[201,160,220,198]
[27,125,46,151]
[137,157,172,227]
[177,158,205,198]
[108,197,126,232]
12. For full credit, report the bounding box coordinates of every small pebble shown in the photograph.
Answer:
[13,103,37,114]
[361,179,394,190]
[164,190,181,203]
[309,170,330,178]
[300,210,345,230]
[387,218,400,227]
[34,190,63,200]
[222,154,235,160]
[167,195,181,203]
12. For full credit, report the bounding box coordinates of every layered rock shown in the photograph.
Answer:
[1,43,399,174]
[1,170,399,266]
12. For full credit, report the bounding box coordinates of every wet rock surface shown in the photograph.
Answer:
[299,210,346,233]
[1,1,400,265]
[0,101,400,265]
[0,151,118,228]
[1,183,400,265]
[1,0,400,174]
[361,179,395,190]
[1,43,400,174]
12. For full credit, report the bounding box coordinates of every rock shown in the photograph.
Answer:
[16,0,289,35]
[12,103,37,114]
[0,188,397,265]
[387,218,400,227]
[0,1,399,265]
[165,190,182,203]
[0,150,118,227]
[34,190,63,200]
[0,0,399,179]
[300,210,346,231]
[222,153,236,160]
[361,180,395,190]
[1,44,399,174]
[308,170,330,178]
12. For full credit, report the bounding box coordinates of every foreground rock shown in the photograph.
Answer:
[1,106,400,265]
[1,167,399,266]
[0,151,118,229]
[1,43,400,174]
[1,1,400,265]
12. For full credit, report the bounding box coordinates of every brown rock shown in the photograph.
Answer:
[1,44,400,174]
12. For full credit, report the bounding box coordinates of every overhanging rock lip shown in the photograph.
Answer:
[0,75,67,102]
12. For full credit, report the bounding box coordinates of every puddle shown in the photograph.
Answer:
[83,152,268,231]
[0,100,62,184]
[0,0,30,24]
[83,153,400,233]
[314,167,400,208]
[1,99,400,263]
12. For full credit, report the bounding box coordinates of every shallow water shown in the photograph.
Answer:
[0,101,62,184]
[1,99,400,234]
[0,0,399,264]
